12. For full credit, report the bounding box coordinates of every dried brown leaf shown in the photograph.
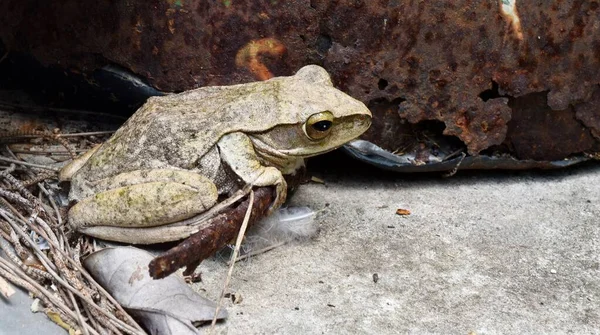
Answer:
[84,247,227,335]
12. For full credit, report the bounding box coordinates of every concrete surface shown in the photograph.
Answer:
[0,270,64,335]
[1,153,599,334]
[200,153,600,334]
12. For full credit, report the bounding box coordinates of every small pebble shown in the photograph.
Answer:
[550,269,557,274]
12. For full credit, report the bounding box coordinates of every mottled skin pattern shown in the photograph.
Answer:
[62,65,372,244]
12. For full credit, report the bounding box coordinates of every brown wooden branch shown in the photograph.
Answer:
[148,186,274,279]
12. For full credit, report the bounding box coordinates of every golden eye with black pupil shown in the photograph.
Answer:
[304,111,334,140]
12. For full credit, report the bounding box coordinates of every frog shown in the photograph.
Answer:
[60,65,372,244]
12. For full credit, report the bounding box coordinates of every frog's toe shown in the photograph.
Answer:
[264,180,287,215]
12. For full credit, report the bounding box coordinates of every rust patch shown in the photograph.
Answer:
[361,98,412,152]
[575,86,600,140]
[505,91,595,161]
[235,38,287,80]
[441,95,511,155]
[0,1,599,159]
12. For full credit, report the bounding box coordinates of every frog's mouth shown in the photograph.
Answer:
[250,114,371,158]
[250,134,360,159]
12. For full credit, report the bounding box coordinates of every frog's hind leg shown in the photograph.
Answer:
[68,169,218,243]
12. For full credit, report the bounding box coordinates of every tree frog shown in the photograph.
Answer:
[61,65,372,244]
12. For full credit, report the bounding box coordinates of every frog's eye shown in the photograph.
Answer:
[304,111,334,141]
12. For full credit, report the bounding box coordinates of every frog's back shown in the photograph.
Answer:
[75,82,283,182]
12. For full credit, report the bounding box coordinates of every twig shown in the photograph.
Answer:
[0,209,57,272]
[442,152,467,178]
[0,257,100,335]
[148,186,273,279]
[0,157,59,171]
[1,208,144,334]
[211,190,254,330]
[68,290,90,335]
[14,171,57,189]
[1,165,39,203]
[0,264,52,308]
[82,302,102,334]
[0,130,77,159]
[0,236,52,280]
[4,212,143,334]
[0,273,15,298]
[0,189,32,208]
[9,149,89,155]
[58,131,116,137]
[37,183,63,225]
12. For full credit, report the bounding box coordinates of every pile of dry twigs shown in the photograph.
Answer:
[0,129,146,335]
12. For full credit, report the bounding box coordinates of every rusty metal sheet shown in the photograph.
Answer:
[0,0,599,164]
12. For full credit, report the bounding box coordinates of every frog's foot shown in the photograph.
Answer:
[217,132,287,214]
[249,166,287,214]
[68,169,218,243]
[59,144,101,181]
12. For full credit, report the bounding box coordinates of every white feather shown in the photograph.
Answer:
[242,206,318,253]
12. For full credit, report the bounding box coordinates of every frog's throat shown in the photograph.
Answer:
[251,140,306,174]
[250,136,341,159]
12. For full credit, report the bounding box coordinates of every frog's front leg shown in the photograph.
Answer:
[217,132,287,212]
[68,169,218,244]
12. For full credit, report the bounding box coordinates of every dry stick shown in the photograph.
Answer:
[8,228,27,259]
[2,149,134,332]
[0,274,15,298]
[0,220,10,234]
[3,145,19,160]
[0,156,59,171]
[0,198,47,260]
[13,171,57,189]
[93,314,123,335]
[2,166,39,203]
[0,202,58,272]
[82,302,102,334]
[442,152,467,178]
[9,148,89,154]
[0,236,52,281]
[0,210,143,335]
[148,186,272,279]
[58,131,116,137]
[0,189,31,208]
[0,209,57,273]
[57,287,75,310]
[38,183,63,226]
[0,163,15,174]
[0,264,54,309]
[210,190,255,330]
[68,290,90,335]
[0,257,101,335]
[0,264,84,334]
[3,209,144,334]
[4,198,76,294]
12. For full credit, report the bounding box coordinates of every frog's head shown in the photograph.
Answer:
[249,65,372,160]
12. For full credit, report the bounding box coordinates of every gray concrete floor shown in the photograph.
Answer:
[2,154,599,334]
[200,154,600,334]
[0,266,64,335]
